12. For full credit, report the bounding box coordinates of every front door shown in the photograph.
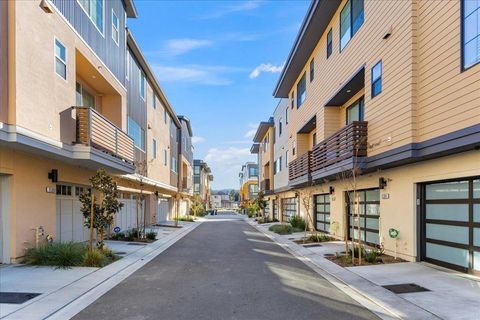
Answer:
[421,178,480,274]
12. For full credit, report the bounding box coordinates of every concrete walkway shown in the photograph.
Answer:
[0,222,200,320]
[73,214,379,320]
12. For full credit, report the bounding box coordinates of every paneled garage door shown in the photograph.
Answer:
[421,178,480,274]
[56,184,89,243]
[157,198,170,223]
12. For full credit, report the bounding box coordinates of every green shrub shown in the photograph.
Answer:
[83,249,107,267]
[146,231,157,240]
[175,215,194,222]
[289,215,306,230]
[268,224,293,235]
[124,228,139,241]
[308,233,331,242]
[110,232,125,241]
[101,248,120,262]
[25,242,87,268]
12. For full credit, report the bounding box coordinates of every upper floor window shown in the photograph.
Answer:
[309,59,314,82]
[249,167,258,178]
[111,10,119,45]
[126,51,130,80]
[77,0,104,34]
[327,28,333,58]
[292,140,296,156]
[279,156,282,172]
[279,118,283,136]
[55,38,67,80]
[164,108,167,124]
[273,160,277,175]
[285,150,289,168]
[139,71,146,100]
[340,0,364,51]
[263,135,269,152]
[297,72,306,108]
[171,156,177,173]
[463,0,480,69]
[290,91,295,109]
[152,139,157,159]
[313,132,317,147]
[285,107,289,125]
[153,95,157,109]
[194,184,200,193]
[346,97,364,125]
[194,166,200,175]
[164,149,168,166]
[249,184,258,194]
[127,117,145,151]
[371,61,382,98]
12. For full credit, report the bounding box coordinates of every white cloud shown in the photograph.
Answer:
[165,38,213,56]
[152,64,235,86]
[249,63,284,79]
[243,123,258,138]
[192,136,206,144]
[201,1,262,19]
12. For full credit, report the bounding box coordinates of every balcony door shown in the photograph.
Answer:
[76,82,96,109]
[346,96,364,125]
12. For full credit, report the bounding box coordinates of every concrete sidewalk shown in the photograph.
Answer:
[248,219,480,320]
[0,221,200,320]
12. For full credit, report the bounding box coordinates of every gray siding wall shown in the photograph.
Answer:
[169,120,179,187]
[179,121,193,164]
[273,99,289,190]
[52,0,127,86]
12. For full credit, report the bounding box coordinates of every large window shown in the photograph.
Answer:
[127,117,145,151]
[139,71,146,100]
[296,72,306,108]
[463,0,480,69]
[249,167,258,178]
[315,194,330,233]
[371,61,382,98]
[55,38,67,80]
[347,189,380,246]
[346,97,364,125]
[194,165,200,175]
[249,184,258,195]
[340,0,364,51]
[111,10,119,45]
[77,0,104,33]
[194,183,200,193]
[326,28,333,58]
[76,82,95,108]
[282,197,297,222]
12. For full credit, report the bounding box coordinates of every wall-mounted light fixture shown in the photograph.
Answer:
[329,186,335,194]
[154,191,159,197]
[379,177,388,189]
[48,169,58,183]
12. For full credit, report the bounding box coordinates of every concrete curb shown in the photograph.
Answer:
[1,222,201,320]
[246,220,441,320]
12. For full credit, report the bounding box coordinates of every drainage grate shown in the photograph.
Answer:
[382,283,430,294]
[127,242,147,246]
[114,251,127,255]
[0,292,41,304]
[303,244,322,248]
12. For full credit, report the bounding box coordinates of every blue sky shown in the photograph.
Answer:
[128,0,309,190]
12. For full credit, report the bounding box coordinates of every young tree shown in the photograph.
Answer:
[298,184,316,243]
[79,169,123,250]
[190,194,204,217]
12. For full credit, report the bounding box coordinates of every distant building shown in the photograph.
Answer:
[193,159,213,209]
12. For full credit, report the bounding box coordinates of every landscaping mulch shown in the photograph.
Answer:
[326,253,406,267]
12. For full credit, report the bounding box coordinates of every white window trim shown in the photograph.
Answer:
[54,37,67,81]
[76,0,105,37]
[111,8,119,46]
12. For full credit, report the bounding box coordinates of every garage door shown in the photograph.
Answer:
[56,184,89,243]
[282,198,297,222]
[421,178,480,274]
[179,200,188,216]
[347,189,380,246]
[157,198,170,223]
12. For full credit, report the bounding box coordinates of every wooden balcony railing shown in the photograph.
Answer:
[289,151,312,182]
[260,179,270,192]
[311,121,368,173]
[74,106,134,163]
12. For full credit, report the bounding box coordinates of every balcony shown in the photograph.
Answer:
[74,107,134,163]
[260,179,272,195]
[288,121,368,186]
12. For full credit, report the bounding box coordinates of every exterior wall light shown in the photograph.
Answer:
[379,177,388,189]
[329,186,335,194]
[48,169,58,183]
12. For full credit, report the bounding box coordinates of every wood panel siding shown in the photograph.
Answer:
[51,0,127,86]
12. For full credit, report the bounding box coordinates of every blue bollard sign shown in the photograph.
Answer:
[113,226,121,233]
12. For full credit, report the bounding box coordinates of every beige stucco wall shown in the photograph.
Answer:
[0,1,8,123]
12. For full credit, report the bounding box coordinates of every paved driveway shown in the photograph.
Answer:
[73,213,378,320]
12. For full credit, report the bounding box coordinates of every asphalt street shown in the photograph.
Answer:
[73,212,378,320]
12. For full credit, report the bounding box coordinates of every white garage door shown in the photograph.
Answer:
[114,194,145,233]
[179,200,188,216]
[157,198,170,223]
[56,184,89,243]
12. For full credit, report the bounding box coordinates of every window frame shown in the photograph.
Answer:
[279,118,282,136]
[461,0,480,70]
[309,59,314,82]
[340,0,364,52]
[127,117,145,151]
[139,70,146,101]
[54,37,67,80]
[326,28,333,58]
[290,91,295,109]
[77,0,105,36]
[346,96,365,125]
[296,72,306,108]
[371,60,382,98]
[285,107,289,125]
[111,9,119,46]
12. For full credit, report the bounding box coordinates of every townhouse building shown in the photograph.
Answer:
[238,162,259,203]
[193,159,213,210]
[254,0,480,274]
[0,0,195,263]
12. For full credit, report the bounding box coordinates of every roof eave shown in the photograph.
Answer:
[124,0,138,18]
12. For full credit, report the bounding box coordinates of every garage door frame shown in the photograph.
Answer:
[419,176,480,275]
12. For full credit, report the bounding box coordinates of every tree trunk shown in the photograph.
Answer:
[89,193,95,252]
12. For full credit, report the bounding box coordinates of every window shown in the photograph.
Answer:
[296,72,306,108]
[163,149,167,166]
[139,71,146,100]
[371,61,382,98]
[194,183,200,193]
[77,0,104,34]
[285,107,289,125]
[326,28,333,58]
[111,10,119,45]
[152,139,157,159]
[194,166,200,175]
[171,156,177,173]
[279,118,282,136]
[340,0,364,51]
[462,0,480,69]
[153,95,157,109]
[127,117,145,150]
[315,194,331,233]
[55,38,67,80]
[313,132,317,147]
[263,135,269,153]
[285,150,289,168]
[290,91,295,109]
[346,97,364,125]
[292,140,296,156]
[309,59,314,82]
[249,167,258,178]
[164,108,167,124]
[126,51,130,80]
[249,184,258,195]
[273,160,277,174]
[76,82,95,108]
[279,156,282,172]
[56,184,72,196]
